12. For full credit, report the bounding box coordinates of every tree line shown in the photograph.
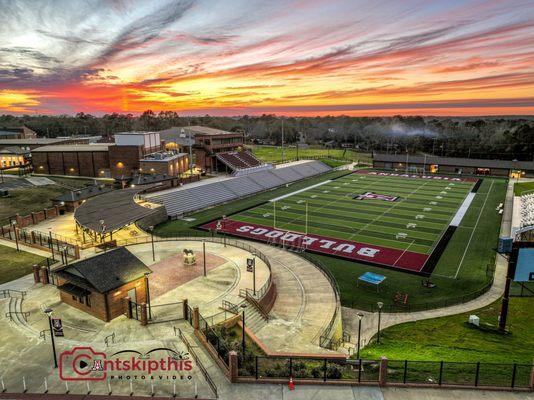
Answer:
[1,111,533,161]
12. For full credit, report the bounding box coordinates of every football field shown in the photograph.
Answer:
[202,170,479,273]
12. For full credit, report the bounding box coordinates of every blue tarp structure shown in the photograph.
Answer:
[358,272,386,292]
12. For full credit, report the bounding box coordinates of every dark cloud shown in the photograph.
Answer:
[0,47,60,64]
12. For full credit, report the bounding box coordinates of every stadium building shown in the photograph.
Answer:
[373,153,534,178]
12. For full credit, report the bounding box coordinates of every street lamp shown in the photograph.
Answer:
[149,225,155,261]
[44,308,58,368]
[252,253,257,296]
[11,220,19,251]
[240,304,247,356]
[144,272,152,320]
[377,302,384,344]
[356,312,364,359]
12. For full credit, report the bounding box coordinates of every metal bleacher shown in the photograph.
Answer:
[145,160,332,217]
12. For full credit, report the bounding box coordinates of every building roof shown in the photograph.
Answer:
[54,247,152,293]
[0,146,29,155]
[74,186,160,233]
[54,185,113,202]
[0,138,70,146]
[32,144,111,152]
[128,174,177,185]
[373,153,534,170]
[141,152,186,162]
[164,125,238,137]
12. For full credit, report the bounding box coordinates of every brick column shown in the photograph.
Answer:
[228,351,238,383]
[192,306,200,330]
[124,297,132,319]
[140,303,148,326]
[54,205,60,216]
[32,264,41,284]
[379,356,388,387]
[40,267,49,285]
[182,299,188,320]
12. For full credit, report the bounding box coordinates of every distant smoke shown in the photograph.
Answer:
[386,123,437,137]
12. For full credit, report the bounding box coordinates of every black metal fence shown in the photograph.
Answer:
[199,315,232,369]
[237,356,532,389]
[148,301,184,324]
[510,281,534,297]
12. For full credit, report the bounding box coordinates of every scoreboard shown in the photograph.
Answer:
[513,248,534,282]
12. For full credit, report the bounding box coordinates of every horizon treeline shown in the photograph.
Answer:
[1,111,533,161]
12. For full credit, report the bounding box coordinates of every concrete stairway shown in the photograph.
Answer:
[244,306,268,333]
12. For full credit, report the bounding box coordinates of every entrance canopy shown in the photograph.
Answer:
[74,187,160,235]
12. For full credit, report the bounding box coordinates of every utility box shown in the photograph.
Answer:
[468,315,480,326]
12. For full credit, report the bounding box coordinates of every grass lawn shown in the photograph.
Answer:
[249,145,372,164]
[0,185,70,221]
[0,244,45,284]
[514,181,534,195]
[360,298,534,364]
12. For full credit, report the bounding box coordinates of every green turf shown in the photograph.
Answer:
[231,173,475,255]
[250,145,371,164]
[0,244,45,284]
[310,177,506,310]
[514,181,534,196]
[153,171,507,311]
[360,298,534,364]
[154,169,350,235]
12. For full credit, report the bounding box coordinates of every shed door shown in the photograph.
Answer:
[127,288,137,303]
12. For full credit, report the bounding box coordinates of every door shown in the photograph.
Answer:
[127,288,137,304]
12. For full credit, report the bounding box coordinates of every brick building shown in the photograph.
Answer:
[159,126,245,173]
[139,152,189,176]
[0,125,37,139]
[54,247,152,322]
[32,144,111,177]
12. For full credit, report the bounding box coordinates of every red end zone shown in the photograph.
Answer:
[355,169,479,182]
[201,219,429,273]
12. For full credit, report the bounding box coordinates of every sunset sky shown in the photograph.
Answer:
[1,0,534,116]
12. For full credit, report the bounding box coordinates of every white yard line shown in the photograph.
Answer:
[269,180,332,202]
[453,180,494,280]
[274,175,387,232]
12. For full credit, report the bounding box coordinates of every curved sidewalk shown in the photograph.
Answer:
[249,243,340,355]
[343,179,514,350]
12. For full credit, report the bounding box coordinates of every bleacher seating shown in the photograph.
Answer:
[145,161,332,217]
[217,151,265,171]
[520,193,534,228]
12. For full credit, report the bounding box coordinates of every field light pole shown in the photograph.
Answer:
[305,202,308,235]
[281,117,285,163]
[377,302,383,344]
[11,220,19,252]
[356,312,364,359]
[273,201,276,229]
[241,304,247,356]
[44,308,58,368]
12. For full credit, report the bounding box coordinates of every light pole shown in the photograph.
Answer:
[356,312,363,359]
[202,240,206,277]
[145,272,152,320]
[252,253,257,296]
[11,220,19,251]
[44,308,58,368]
[377,302,383,344]
[241,304,247,356]
[149,225,155,262]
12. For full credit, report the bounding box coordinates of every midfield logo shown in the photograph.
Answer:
[354,192,399,202]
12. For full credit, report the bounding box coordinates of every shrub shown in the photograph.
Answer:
[327,366,342,379]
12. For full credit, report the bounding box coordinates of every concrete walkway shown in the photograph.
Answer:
[342,179,515,351]
[249,243,340,355]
